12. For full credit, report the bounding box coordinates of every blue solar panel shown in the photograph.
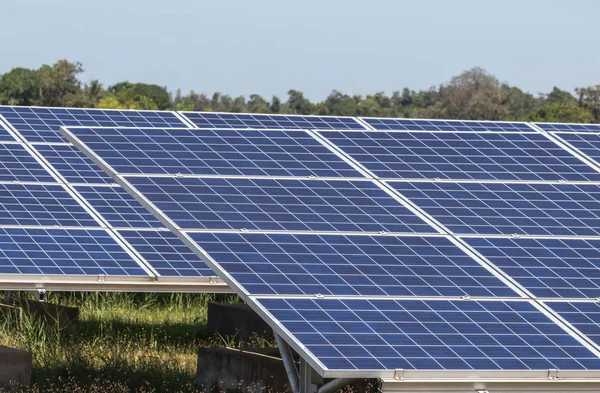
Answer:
[0,106,187,143]
[34,144,113,184]
[466,237,600,299]
[190,232,515,297]
[0,143,55,182]
[319,131,600,181]
[547,302,600,347]
[119,229,214,277]
[393,181,600,236]
[256,298,600,371]
[65,127,363,178]
[0,121,16,141]
[0,227,147,275]
[127,177,433,233]
[74,185,163,228]
[362,118,533,132]
[554,132,600,167]
[0,183,98,227]
[536,123,600,133]
[181,112,366,130]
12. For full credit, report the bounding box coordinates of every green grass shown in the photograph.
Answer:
[0,292,274,393]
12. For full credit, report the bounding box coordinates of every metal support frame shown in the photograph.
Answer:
[317,378,355,393]
[299,358,316,393]
[275,333,300,393]
[35,289,47,302]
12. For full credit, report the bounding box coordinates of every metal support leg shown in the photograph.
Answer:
[275,333,299,393]
[317,378,355,393]
[299,358,315,393]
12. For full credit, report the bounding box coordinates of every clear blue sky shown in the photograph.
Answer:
[3,0,599,101]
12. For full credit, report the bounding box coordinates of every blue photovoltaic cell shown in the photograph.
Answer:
[0,183,98,227]
[66,127,363,178]
[536,123,600,133]
[35,144,113,184]
[319,131,600,181]
[0,143,55,182]
[466,237,600,299]
[362,118,533,132]
[554,132,600,166]
[119,229,214,277]
[74,185,163,228]
[127,177,433,233]
[181,112,366,130]
[0,121,16,141]
[547,302,600,347]
[393,181,600,236]
[0,227,147,275]
[256,298,600,371]
[0,106,186,143]
[189,232,515,297]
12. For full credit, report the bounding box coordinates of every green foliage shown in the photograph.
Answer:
[527,103,594,123]
[1,60,599,124]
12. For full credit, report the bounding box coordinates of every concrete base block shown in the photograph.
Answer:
[0,345,32,388]
[207,303,272,341]
[0,298,79,326]
[196,347,292,393]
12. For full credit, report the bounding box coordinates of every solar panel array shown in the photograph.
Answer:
[60,113,600,378]
[0,106,223,291]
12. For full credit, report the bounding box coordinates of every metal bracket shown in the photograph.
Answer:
[394,369,404,380]
[548,369,558,380]
[35,289,47,302]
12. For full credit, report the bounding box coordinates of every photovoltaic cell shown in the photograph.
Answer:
[255,298,600,371]
[189,232,515,297]
[35,144,113,184]
[181,112,366,130]
[65,127,363,178]
[0,121,16,142]
[0,227,147,275]
[554,132,600,167]
[319,131,600,181]
[74,185,163,228]
[0,183,98,227]
[546,302,600,347]
[0,143,55,182]
[393,181,600,236]
[465,237,600,299]
[127,177,433,233]
[536,123,600,133]
[362,118,533,132]
[119,230,214,277]
[0,106,186,143]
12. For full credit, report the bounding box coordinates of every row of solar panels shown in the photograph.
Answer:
[59,117,600,378]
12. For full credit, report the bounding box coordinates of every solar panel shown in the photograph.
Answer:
[180,112,366,130]
[64,127,364,178]
[0,106,187,143]
[255,298,600,371]
[74,185,163,228]
[465,237,600,298]
[319,131,600,181]
[546,302,600,347]
[189,232,515,297]
[0,143,55,182]
[0,227,147,275]
[362,118,533,132]
[0,183,98,227]
[393,181,600,236]
[535,123,600,133]
[118,229,215,277]
[126,177,433,233]
[35,144,113,184]
[0,121,16,142]
[553,132,600,167]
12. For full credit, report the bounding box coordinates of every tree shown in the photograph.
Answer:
[287,90,313,115]
[527,103,594,123]
[502,85,538,120]
[38,60,84,107]
[545,87,576,105]
[0,67,40,105]
[270,95,281,113]
[247,94,270,113]
[108,82,170,110]
[577,85,600,123]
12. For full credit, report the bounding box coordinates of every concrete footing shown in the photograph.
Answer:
[207,303,272,341]
[0,298,79,326]
[0,345,32,389]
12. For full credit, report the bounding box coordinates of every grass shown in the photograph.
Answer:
[0,292,276,393]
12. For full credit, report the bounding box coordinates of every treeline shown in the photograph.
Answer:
[0,59,599,123]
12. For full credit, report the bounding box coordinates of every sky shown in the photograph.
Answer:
[2,0,599,101]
